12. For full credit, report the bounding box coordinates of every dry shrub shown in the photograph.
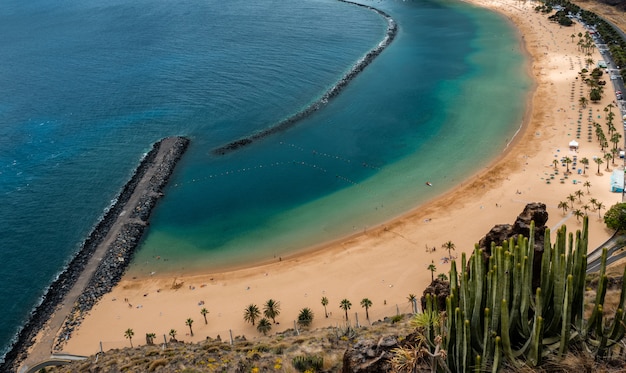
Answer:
[148,358,168,372]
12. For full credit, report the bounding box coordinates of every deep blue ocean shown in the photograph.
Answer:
[0,0,529,358]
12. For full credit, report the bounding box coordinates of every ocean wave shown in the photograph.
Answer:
[211,0,397,156]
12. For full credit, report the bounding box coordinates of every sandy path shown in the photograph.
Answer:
[60,0,624,355]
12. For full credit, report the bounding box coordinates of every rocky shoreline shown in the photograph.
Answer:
[211,0,397,155]
[0,136,189,372]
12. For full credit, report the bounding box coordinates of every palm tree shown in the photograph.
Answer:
[427,260,437,282]
[594,157,604,174]
[596,201,605,219]
[562,157,572,173]
[611,133,622,150]
[244,304,261,326]
[437,273,448,281]
[185,318,194,337]
[579,96,588,108]
[573,209,584,222]
[584,181,592,194]
[582,204,591,215]
[169,329,177,342]
[611,148,619,164]
[321,296,329,318]
[558,201,569,215]
[567,194,576,208]
[360,298,373,321]
[263,299,281,324]
[604,153,613,170]
[257,318,272,336]
[607,103,615,114]
[200,308,209,325]
[297,307,314,328]
[575,189,585,202]
[580,157,589,174]
[340,298,352,321]
[441,241,456,260]
[145,332,156,345]
[407,293,417,313]
[570,33,576,43]
[124,328,134,348]
[553,159,559,170]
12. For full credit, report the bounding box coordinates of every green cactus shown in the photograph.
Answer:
[437,216,626,371]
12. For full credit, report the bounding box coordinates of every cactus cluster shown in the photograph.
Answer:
[421,216,626,371]
[292,355,323,372]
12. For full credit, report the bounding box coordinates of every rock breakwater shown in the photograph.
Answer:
[211,0,397,155]
[1,136,189,372]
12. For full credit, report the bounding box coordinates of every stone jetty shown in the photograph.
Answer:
[1,136,189,373]
[211,0,397,155]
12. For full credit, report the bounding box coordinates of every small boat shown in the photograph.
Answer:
[425,182,432,187]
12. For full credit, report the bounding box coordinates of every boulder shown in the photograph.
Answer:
[342,336,397,373]
[420,278,450,312]
[477,202,548,288]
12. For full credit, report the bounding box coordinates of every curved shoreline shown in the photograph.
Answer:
[211,0,397,155]
[0,137,190,372]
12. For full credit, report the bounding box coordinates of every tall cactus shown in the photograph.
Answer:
[437,216,626,371]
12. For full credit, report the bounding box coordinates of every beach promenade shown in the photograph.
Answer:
[6,137,189,373]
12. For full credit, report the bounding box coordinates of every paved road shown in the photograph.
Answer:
[17,138,183,373]
[587,231,626,273]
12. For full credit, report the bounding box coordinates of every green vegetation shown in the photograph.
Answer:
[124,328,134,348]
[297,307,314,328]
[200,307,209,325]
[340,298,352,321]
[544,0,626,79]
[243,303,260,326]
[145,332,156,345]
[416,217,626,371]
[185,318,194,337]
[257,318,272,336]
[321,296,329,318]
[360,298,373,321]
[604,202,626,231]
[292,355,323,372]
[263,299,281,324]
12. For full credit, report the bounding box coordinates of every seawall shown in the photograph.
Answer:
[1,137,190,372]
[211,0,397,155]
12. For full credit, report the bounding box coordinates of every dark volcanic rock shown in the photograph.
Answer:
[479,202,547,255]
[478,202,548,288]
[420,278,450,312]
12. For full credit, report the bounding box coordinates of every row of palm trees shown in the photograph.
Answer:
[121,246,462,346]
[123,307,209,347]
[558,189,606,221]
[572,31,596,58]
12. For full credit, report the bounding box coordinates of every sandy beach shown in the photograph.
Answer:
[59,0,624,355]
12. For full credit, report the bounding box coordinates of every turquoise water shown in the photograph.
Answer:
[0,0,529,359]
[130,0,530,274]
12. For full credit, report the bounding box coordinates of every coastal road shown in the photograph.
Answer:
[587,231,626,273]
[17,138,183,373]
